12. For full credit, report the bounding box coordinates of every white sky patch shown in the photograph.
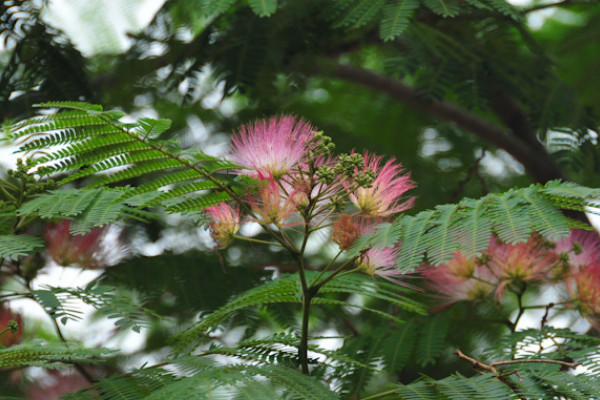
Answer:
[479,149,524,177]
[42,0,166,56]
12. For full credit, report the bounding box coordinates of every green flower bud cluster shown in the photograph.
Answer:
[8,320,18,333]
[310,131,335,157]
[335,153,364,177]
[6,159,55,197]
[354,168,375,188]
[316,165,336,184]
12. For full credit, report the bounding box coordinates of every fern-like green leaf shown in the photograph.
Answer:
[382,320,417,372]
[248,0,278,17]
[424,0,460,17]
[424,204,461,266]
[333,0,387,29]
[415,314,448,367]
[0,234,44,258]
[36,101,103,112]
[456,197,492,258]
[397,210,436,271]
[202,0,237,16]
[0,340,115,369]
[11,104,241,216]
[18,188,136,234]
[249,364,338,400]
[488,193,531,244]
[379,0,419,41]
[522,187,570,240]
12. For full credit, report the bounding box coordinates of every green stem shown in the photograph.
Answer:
[512,289,526,333]
[361,390,396,400]
[232,235,285,248]
[51,318,97,384]
[521,301,570,309]
[312,249,344,284]
[295,220,312,374]
[311,260,358,292]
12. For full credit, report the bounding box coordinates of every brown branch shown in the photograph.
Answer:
[454,348,581,400]
[541,302,554,329]
[454,349,524,399]
[491,358,579,369]
[318,62,564,184]
[454,349,498,374]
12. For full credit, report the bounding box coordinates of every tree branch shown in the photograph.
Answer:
[317,62,565,184]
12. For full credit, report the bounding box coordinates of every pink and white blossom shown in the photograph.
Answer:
[486,235,558,298]
[205,203,240,247]
[349,152,414,217]
[357,246,405,284]
[567,264,600,325]
[423,251,498,305]
[553,229,600,274]
[45,221,110,269]
[229,115,315,178]
[248,177,302,226]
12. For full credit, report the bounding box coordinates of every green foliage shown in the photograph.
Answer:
[0,234,44,258]
[2,0,600,397]
[33,284,160,332]
[391,373,515,400]
[248,0,278,17]
[10,103,246,216]
[415,314,449,367]
[63,361,337,400]
[174,272,425,352]
[379,0,419,40]
[351,181,581,271]
[423,0,461,18]
[0,340,115,369]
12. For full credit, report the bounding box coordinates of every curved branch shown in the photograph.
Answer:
[317,62,564,183]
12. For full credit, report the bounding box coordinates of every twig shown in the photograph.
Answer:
[450,148,488,202]
[540,302,554,329]
[51,318,97,384]
[454,349,523,399]
[491,358,579,369]
[454,349,499,374]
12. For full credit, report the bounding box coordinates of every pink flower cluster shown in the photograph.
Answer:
[44,221,110,269]
[423,229,600,322]
[205,115,415,283]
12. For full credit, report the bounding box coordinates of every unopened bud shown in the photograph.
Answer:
[355,168,375,188]
[316,166,336,184]
[8,320,18,333]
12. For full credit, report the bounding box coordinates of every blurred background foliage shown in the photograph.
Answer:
[1,0,600,398]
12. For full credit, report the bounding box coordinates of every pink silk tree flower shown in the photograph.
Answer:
[349,152,414,218]
[422,252,497,305]
[45,221,108,269]
[570,264,600,317]
[205,203,240,247]
[248,177,302,226]
[229,115,315,178]
[357,246,406,285]
[487,235,558,297]
[553,229,600,275]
